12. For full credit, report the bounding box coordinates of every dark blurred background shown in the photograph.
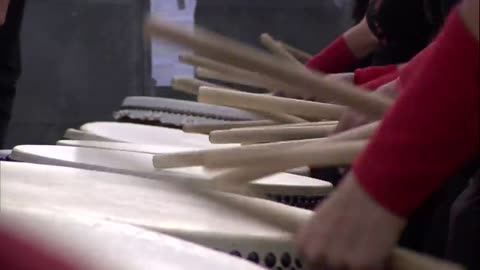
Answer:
[5,0,353,148]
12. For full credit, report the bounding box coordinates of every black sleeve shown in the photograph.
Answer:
[366,0,433,64]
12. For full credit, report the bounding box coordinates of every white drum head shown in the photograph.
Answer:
[11,145,332,203]
[63,128,114,142]
[80,122,235,148]
[57,140,200,154]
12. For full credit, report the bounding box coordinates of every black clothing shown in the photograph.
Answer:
[0,0,25,147]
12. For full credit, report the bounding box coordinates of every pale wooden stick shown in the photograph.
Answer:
[390,249,464,270]
[209,125,335,144]
[198,86,345,120]
[171,77,219,95]
[152,121,378,169]
[187,83,309,124]
[206,121,378,169]
[278,41,312,63]
[183,55,287,94]
[152,138,321,169]
[209,140,366,188]
[183,53,315,96]
[180,54,252,76]
[172,76,303,124]
[260,33,302,66]
[257,120,338,128]
[196,67,267,89]
[146,18,392,117]
[183,120,276,134]
[249,110,307,124]
[183,120,336,134]
[180,54,267,89]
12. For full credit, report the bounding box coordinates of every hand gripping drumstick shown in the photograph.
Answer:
[152,121,379,169]
[145,17,392,117]
[150,159,464,270]
[198,86,345,121]
[209,191,465,270]
[209,125,336,144]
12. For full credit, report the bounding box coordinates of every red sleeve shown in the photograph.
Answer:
[353,8,479,217]
[306,36,358,73]
[0,225,85,270]
[360,70,399,91]
[354,65,398,85]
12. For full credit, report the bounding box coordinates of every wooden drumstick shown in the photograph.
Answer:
[183,120,336,134]
[145,18,392,117]
[172,77,304,124]
[209,125,336,144]
[249,110,307,124]
[198,86,345,120]
[209,140,366,188]
[183,120,277,134]
[183,54,313,97]
[170,77,302,124]
[152,121,378,169]
[195,67,265,89]
[184,55,291,94]
[152,138,321,169]
[202,122,379,168]
[181,54,253,77]
[181,54,269,90]
[171,77,219,95]
[260,33,302,66]
[278,41,312,63]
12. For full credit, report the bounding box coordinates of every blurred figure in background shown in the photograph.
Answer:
[0,0,25,148]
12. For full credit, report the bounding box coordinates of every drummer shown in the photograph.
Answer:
[296,1,479,269]
[306,0,460,88]
[0,0,25,148]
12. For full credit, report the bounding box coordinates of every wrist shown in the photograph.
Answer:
[337,173,407,228]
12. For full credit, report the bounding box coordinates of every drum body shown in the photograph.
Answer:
[114,96,261,128]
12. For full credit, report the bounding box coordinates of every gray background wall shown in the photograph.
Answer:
[5,0,353,148]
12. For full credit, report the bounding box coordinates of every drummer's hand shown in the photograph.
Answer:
[334,79,398,133]
[0,0,9,25]
[273,72,354,101]
[296,173,406,270]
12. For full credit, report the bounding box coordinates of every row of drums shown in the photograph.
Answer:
[1,99,333,269]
